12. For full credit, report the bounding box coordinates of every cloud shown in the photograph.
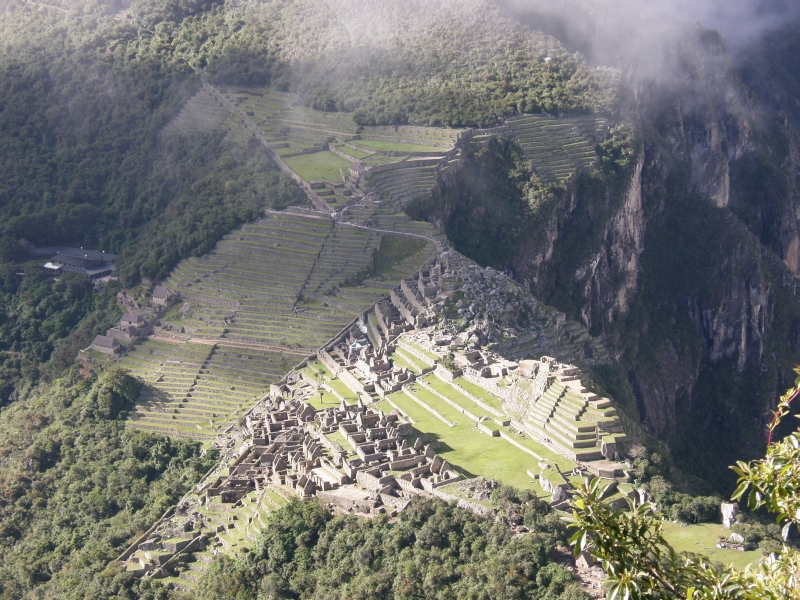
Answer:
[500,0,800,68]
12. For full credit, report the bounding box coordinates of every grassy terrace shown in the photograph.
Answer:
[390,347,427,374]
[349,139,447,153]
[304,388,342,410]
[337,144,370,159]
[506,115,605,183]
[386,390,547,494]
[283,151,351,183]
[323,430,353,454]
[452,377,505,412]
[398,338,440,362]
[325,377,358,401]
[661,522,759,571]
[123,339,287,439]
[156,485,290,590]
[422,375,495,421]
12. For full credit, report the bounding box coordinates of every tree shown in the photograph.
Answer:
[567,373,800,599]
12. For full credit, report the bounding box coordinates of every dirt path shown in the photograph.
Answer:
[147,334,308,356]
[336,220,445,251]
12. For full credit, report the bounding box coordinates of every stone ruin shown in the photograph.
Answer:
[116,249,631,581]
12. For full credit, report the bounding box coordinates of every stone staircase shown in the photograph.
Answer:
[522,374,625,462]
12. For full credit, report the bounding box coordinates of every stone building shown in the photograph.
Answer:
[152,285,178,307]
[105,313,150,344]
[90,335,120,354]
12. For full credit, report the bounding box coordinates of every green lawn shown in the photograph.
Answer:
[350,139,447,153]
[423,375,495,420]
[452,378,505,412]
[363,154,407,166]
[661,522,760,571]
[324,430,354,455]
[338,145,371,159]
[387,391,546,493]
[283,151,351,183]
[399,338,439,362]
[307,358,334,378]
[326,377,358,401]
[303,389,341,410]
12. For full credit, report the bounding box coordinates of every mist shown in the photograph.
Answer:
[501,0,800,72]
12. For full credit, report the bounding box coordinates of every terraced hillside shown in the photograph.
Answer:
[120,338,290,439]
[504,115,607,183]
[161,85,254,145]
[222,86,463,210]
[126,86,608,443]
[115,210,439,440]
[164,211,437,351]
[126,483,294,593]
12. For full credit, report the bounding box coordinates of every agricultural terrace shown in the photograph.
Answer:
[347,139,447,154]
[222,86,463,212]
[161,86,227,137]
[505,114,606,183]
[137,485,293,593]
[383,380,562,495]
[121,338,290,439]
[122,211,439,440]
[164,211,438,352]
[283,151,350,184]
[661,522,760,571]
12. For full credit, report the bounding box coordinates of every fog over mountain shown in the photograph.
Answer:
[501,0,800,74]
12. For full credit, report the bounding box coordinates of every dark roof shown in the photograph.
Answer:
[92,335,118,348]
[152,285,172,299]
[121,313,144,324]
[32,247,117,277]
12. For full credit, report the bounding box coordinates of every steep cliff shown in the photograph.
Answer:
[415,26,800,489]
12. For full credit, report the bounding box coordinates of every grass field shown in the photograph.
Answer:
[338,145,371,159]
[350,139,446,153]
[661,522,760,571]
[387,390,549,494]
[283,151,351,183]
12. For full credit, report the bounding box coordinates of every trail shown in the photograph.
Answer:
[336,220,445,252]
[148,333,308,356]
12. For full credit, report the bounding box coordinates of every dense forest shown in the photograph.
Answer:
[2,0,800,597]
[195,490,585,600]
[0,366,216,598]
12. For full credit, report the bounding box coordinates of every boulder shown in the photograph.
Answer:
[728,532,745,544]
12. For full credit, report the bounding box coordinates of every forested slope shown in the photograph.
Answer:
[2,0,799,597]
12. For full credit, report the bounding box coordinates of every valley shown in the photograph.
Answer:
[1,1,798,597]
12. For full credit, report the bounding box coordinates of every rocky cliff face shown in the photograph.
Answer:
[419,26,800,488]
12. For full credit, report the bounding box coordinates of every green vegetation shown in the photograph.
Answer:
[279,2,618,126]
[283,151,351,183]
[349,139,446,153]
[409,137,533,269]
[196,494,586,600]
[117,340,292,439]
[386,388,561,491]
[0,0,304,416]
[372,235,428,276]
[660,522,759,571]
[0,271,121,394]
[505,115,606,183]
[0,366,216,598]
[568,379,800,599]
